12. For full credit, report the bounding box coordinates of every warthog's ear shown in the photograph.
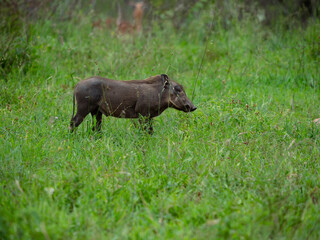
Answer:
[161,74,170,88]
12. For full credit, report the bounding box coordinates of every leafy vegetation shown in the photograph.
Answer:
[0,1,320,239]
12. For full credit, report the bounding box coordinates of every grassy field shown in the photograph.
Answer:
[1,13,320,239]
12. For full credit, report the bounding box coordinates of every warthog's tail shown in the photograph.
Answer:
[69,92,76,132]
[71,92,75,120]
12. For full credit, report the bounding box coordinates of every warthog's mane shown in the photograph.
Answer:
[87,75,182,88]
[125,75,163,84]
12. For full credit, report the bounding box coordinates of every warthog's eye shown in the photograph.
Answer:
[174,86,182,93]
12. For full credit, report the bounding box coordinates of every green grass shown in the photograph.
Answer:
[1,15,320,239]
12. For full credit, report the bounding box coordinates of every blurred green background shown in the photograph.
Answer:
[1,0,320,239]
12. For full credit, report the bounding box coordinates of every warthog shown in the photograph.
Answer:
[70,74,196,133]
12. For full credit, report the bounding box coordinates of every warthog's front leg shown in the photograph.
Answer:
[138,117,153,134]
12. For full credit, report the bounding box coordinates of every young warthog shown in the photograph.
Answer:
[70,74,196,133]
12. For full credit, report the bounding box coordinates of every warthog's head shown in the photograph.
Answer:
[161,74,197,112]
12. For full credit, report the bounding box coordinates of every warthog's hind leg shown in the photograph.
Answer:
[91,110,103,131]
[69,106,90,133]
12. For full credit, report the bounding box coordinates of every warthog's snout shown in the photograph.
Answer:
[184,103,197,112]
